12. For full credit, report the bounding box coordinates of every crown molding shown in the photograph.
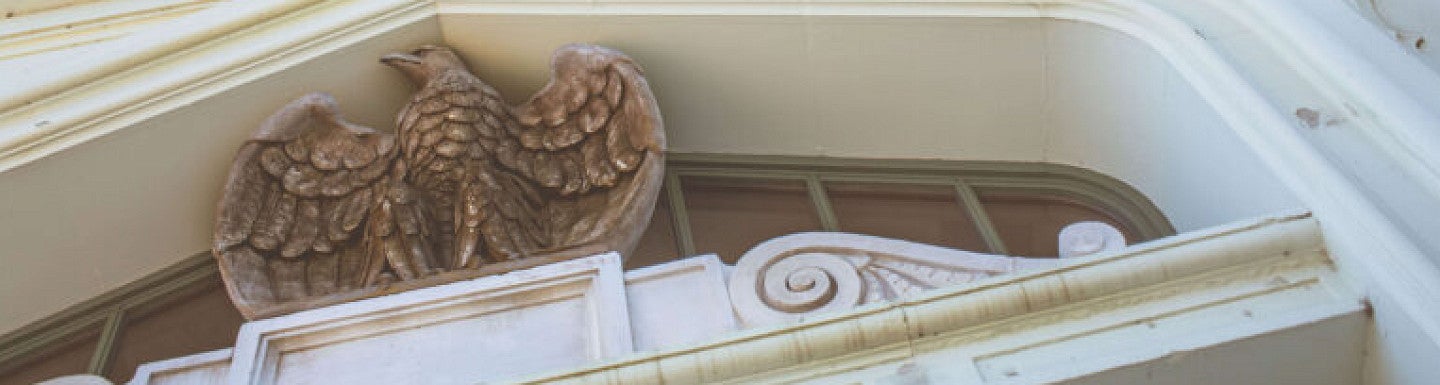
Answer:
[0,0,217,62]
[0,0,434,174]
[522,212,1363,383]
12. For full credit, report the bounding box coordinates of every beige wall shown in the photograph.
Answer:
[444,14,1301,232]
[0,17,445,334]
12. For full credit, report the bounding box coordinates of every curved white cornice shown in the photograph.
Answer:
[525,213,1360,384]
[0,1,316,111]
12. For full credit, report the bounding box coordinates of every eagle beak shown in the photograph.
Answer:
[382,53,427,85]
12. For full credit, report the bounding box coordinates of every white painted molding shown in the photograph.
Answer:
[0,1,217,63]
[116,213,1356,384]
[1058,221,1126,258]
[623,254,739,352]
[126,348,232,385]
[36,375,113,385]
[227,253,631,385]
[727,232,1060,328]
[0,0,435,173]
[522,213,1360,384]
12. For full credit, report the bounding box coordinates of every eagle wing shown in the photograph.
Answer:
[499,44,667,250]
[214,93,432,318]
[504,44,664,196]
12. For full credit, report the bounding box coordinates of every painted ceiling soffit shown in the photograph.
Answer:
[0,0,432,172]
[0,1,217,62]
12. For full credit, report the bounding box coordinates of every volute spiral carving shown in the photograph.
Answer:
[727,232,1062,328]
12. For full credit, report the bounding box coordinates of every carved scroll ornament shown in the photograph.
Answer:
[214,44,665,319]
[727,232,1064,328]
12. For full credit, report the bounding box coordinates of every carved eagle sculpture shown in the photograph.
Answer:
[214,44,665,319]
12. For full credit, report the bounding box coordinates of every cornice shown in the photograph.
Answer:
[0,1,218,62]
[0,0,435,173]
[520,212,1360,383]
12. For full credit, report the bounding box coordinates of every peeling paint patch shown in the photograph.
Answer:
[1295,108,1346,129]
[1296,108,1323,128]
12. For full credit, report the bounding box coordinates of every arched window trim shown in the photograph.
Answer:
[665,153,1176,256]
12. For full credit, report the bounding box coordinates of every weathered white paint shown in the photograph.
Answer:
[526,213,1365,384]
[126,348,231,385]
[623,254,738,353]
[1345,0,1440,76]
[0,0,217,68]
[726,231,1061,328]
[1063,312,1366,385]
[35,374,113,385]
[228,253,632,385]
[118,213,1361,385]
[1058,221,1127,258]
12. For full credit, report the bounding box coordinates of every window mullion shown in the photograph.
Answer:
[954,180,1009,255]
[665,171,697,257]
[87,309,125,376]
[805,174,841,231]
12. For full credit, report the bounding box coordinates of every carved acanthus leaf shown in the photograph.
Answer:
[727,232,1062,328]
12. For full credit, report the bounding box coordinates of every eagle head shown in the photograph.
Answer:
[380,45,467,85]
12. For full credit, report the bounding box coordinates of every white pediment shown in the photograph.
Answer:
[121,213,1366,385]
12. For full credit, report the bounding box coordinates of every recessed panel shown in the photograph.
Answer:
[272,296,591,385]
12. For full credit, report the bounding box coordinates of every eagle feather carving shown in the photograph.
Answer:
[214,44,665,319]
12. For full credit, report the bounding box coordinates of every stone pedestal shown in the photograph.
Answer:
[128,253,738,385]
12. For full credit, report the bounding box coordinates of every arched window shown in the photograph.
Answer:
[628,154,1173,268]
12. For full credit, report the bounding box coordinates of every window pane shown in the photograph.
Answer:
[682,176,822,263]
[0,330,98,385]
[625,192,680,270]
[104,276,244,383]
[826,182,988,252]
[978,191,1137,258]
